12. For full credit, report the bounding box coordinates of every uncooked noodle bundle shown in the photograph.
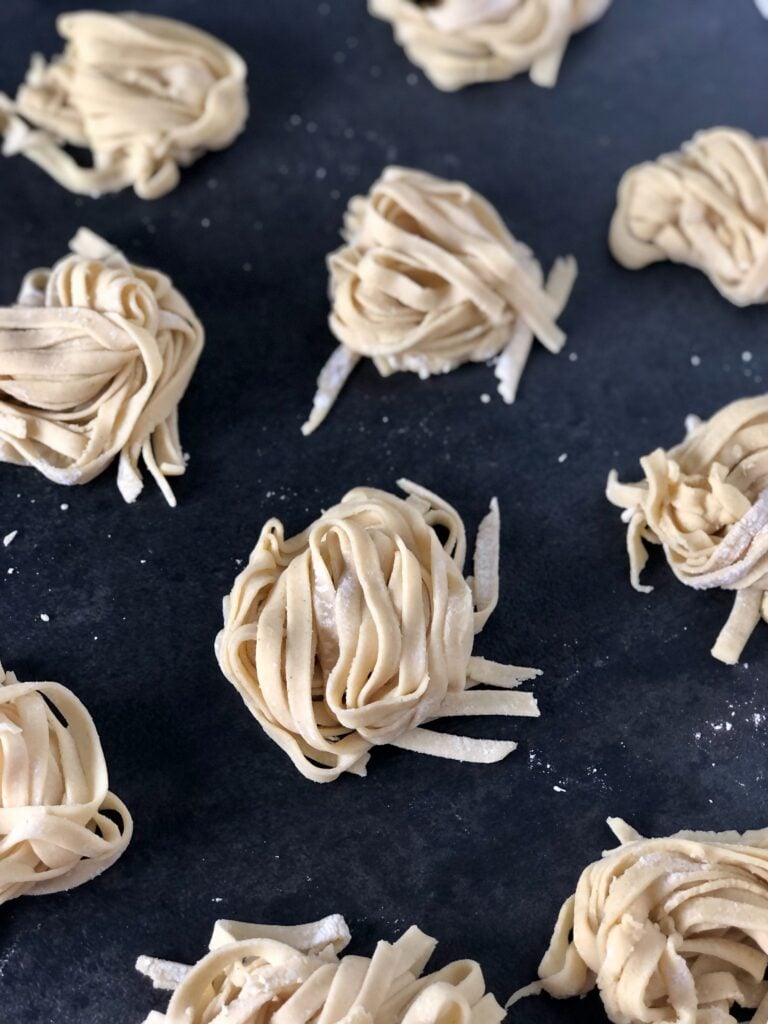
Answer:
[0,662,132,906]
[509,817,768,1024]
[0,228,204,505]
[0,11,247,199]
[215,478,540,782]
[303,166,576,435]
[137,913,506,1024]
[610,127,768,306]
[607,394,768,665]
[368,0,612,91]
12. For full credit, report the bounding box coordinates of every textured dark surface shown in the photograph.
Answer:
[0,1,768,1021]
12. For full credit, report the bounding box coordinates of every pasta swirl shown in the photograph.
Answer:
[610,127,768,306]
[368,0,612,91]
[137,914,506,1024]
[303,166,576,435]
[0,228,204,505]
[607,394,768,665]
[0,11,247,199]
[215,478,540,782]
[0,663,132,906]
[510,818,768,1024]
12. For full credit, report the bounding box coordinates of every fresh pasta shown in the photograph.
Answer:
[0,11,247,199]
[215,478,540,782]
[137,913,506,1024]
[607,394,768,665]
[368,0,612,91]
[610,127,768,306]
[0,662,132,906]
[0,228,204,505]
[303,166,576,435]
[509,818,768,1024]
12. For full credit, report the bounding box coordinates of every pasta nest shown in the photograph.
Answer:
[610,127,768,306]
[0,663,132,906]
[0,11,248,199]
[0,228,204,505]
[511,818,768,1024]
[607,394,768,665]
[368,0,612,91]
[303,166,576,435]
[216,479,540,782]
[137,913,505,1024]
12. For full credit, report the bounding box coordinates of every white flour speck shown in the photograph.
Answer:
[3,531,17,547]
[553,785,566,793]
[480,393,491,404]
[568,351,578,362]
[60,503,69,511]
[691,355,701,367]
[201,217,211,228]
[742,351,753,363]
[558,453,568,463]
[40,613,50,622]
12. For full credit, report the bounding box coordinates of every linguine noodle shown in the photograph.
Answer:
[607,394,768,665]
[510,817,768,1024]
[0,662,132,906]
[303,166,576,435]
[368,0,612,91]
[215,479,540,782]
[137,914,506,1024]
[0,228,204,505]
[0,11,247,199]
[610,127,768,306]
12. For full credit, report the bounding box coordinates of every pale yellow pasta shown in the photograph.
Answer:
[607,394,768,665]
[0,11,247,199]
[137,913,506,1024]
[0,228,204,505]
[303,166,577,435]
[510,818,768,1024]
[610,127,768,306]
[215,478,540,782]
[0,662,132,906]
[369,0,612,91]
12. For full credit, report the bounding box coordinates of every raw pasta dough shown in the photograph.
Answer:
[509,817,768,1024]
[610,127,768,306]
[303,166,577,435]
[368,0,612,91]
[215,478,540,782]
[0,11,247,199]
[0,662,132,906]
[0,228,204,505]
[607,394,768,665]
[137,913,506,1024]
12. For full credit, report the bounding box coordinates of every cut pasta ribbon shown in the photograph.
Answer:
[0,228,204,505]
[215,478,540,782]
[0,662,132,906]
[607,394,768,665]
[368,0,612,91]
[137,913,506,1024]
[610,127,768,306]
[0,11,247,199]
[303,166,577,435]
[509,817,768,1024]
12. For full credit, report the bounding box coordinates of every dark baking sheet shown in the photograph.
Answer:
[1,1,768,1021]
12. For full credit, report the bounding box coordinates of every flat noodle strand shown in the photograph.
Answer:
[0,662,132,905]
[607,394,768,665]
[303,166,577,435]
[215,479,540,781]
[369,0,612,91]
[137,915,506,1024]
[510,818,768,1024]
[0,11,247,199]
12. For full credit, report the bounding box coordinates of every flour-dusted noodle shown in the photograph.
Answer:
[0,229,204,505]
[610,127,768,306]
[137,914,506,1024]
[0,662,132,905]
[607,394,768,665]
[0,11,247,200]
[215,479,540,782]
[303,166,577,435]
[509,818,768,1024]
[757,0,768,17]
[369,0,612,91]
